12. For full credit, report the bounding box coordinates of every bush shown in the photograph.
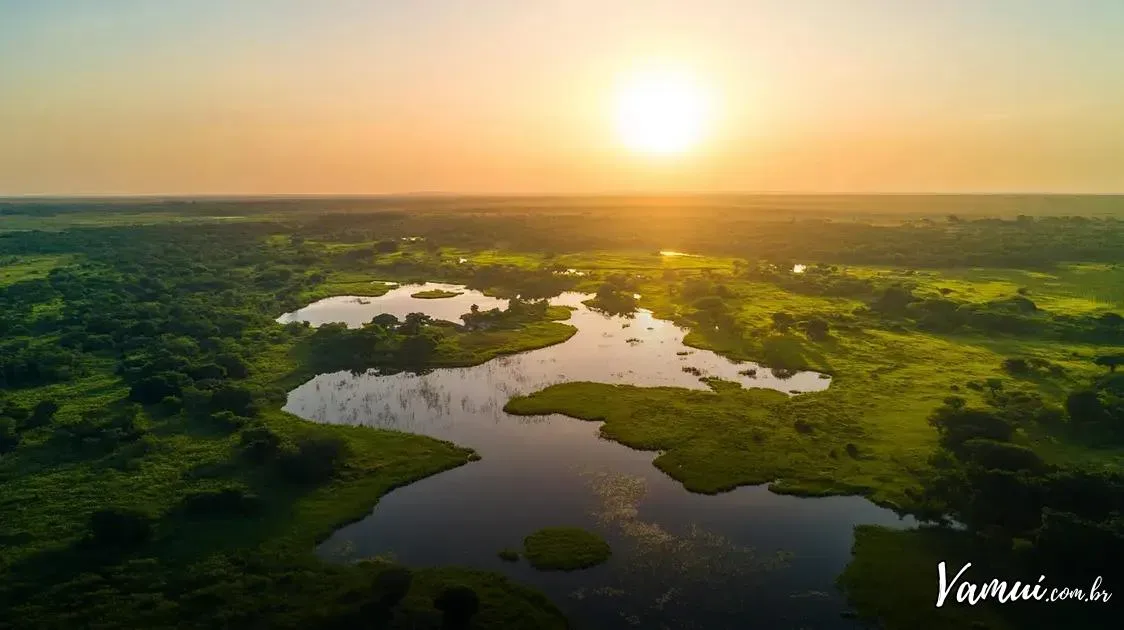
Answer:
[210,386,256,417]
[276,436,346,483]
[960,439,1046,472]
[210,410,249,432]
[239,426,282,463]
[88,508,152,547]
[373,567,413,608]
[771,312,794,331]
[1065,390,1106,424]
[433,585,480,628]
[0,418,21,455]
[26,399,59,428]
[803,318,830,340]
[180,486,259,517]
[928,405,1014,451]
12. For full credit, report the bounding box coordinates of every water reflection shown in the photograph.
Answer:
[281,284,911,629]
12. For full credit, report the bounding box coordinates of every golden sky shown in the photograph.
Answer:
[1,1,1122,194]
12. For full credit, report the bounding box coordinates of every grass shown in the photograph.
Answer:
[298,272,397,302]
[430,305,576,367]
[505,262,1123,509]
[433,321,577,367]
[410,289,463,299]
[522,527,611,571]
[0,254,76,286]
[851,263,1124,314]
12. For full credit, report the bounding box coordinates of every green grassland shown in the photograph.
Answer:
[2,201,1123,629]
[508,264,1123,507]
[0,254,76,286]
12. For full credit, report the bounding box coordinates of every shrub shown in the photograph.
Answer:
[88,508,152,547]
[373,567,413,609]
[771,312,794,331]
[26,399,59,428]
[801,318,830,341]
[210,410,248,432]
[960,439,1046,472]
[239,426,282,463]
[433,585,480,628]
[929,405,1014,451]
[276,436,346,483]
[0,418,21,455]
[210,386,256,417]
[180,486,259,517]
[1065,390,1105,424]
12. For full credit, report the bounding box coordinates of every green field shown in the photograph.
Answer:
[1,198,1122,629]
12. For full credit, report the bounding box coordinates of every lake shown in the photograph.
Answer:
[278,283,913,629]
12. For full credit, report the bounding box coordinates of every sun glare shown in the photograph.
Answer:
[615,68,711,156]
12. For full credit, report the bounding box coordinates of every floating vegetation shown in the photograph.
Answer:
[771,367,797,380]
[576,470,795,623]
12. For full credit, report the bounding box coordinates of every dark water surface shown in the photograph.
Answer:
[278,284,913,629]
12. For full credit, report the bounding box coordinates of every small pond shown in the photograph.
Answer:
[278,283,913,629]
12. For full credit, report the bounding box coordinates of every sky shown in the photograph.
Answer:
[1,0,1122,195]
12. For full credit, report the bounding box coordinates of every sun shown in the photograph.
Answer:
[614,68,711,156]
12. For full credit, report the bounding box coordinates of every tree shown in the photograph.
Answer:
[985,378,1004,397]
[433,585,480,629]
[32,399,59,423]
[214,353,249,379]
[88,508,152,547]
[771,312,795,332]
[129,374,182,404]
[373,567,413,609]
[371,313,399,329]
[1065,390,1105,424]
[397,333,438,365]
[277,436,346,483]
[1094,354,1124,373]
[929,405,1014,451]
[210,386,256,417]
[399,312,432,336]
[802,318,830,341]
[240,426,282,463]
[0,418,21,455]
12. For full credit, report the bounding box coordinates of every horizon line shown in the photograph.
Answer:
[3,191,1124,200]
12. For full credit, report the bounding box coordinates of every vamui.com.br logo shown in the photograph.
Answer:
[936,562,1113,607]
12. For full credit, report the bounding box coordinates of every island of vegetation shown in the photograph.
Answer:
[410,288,463,299]
[522,527,612,571]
